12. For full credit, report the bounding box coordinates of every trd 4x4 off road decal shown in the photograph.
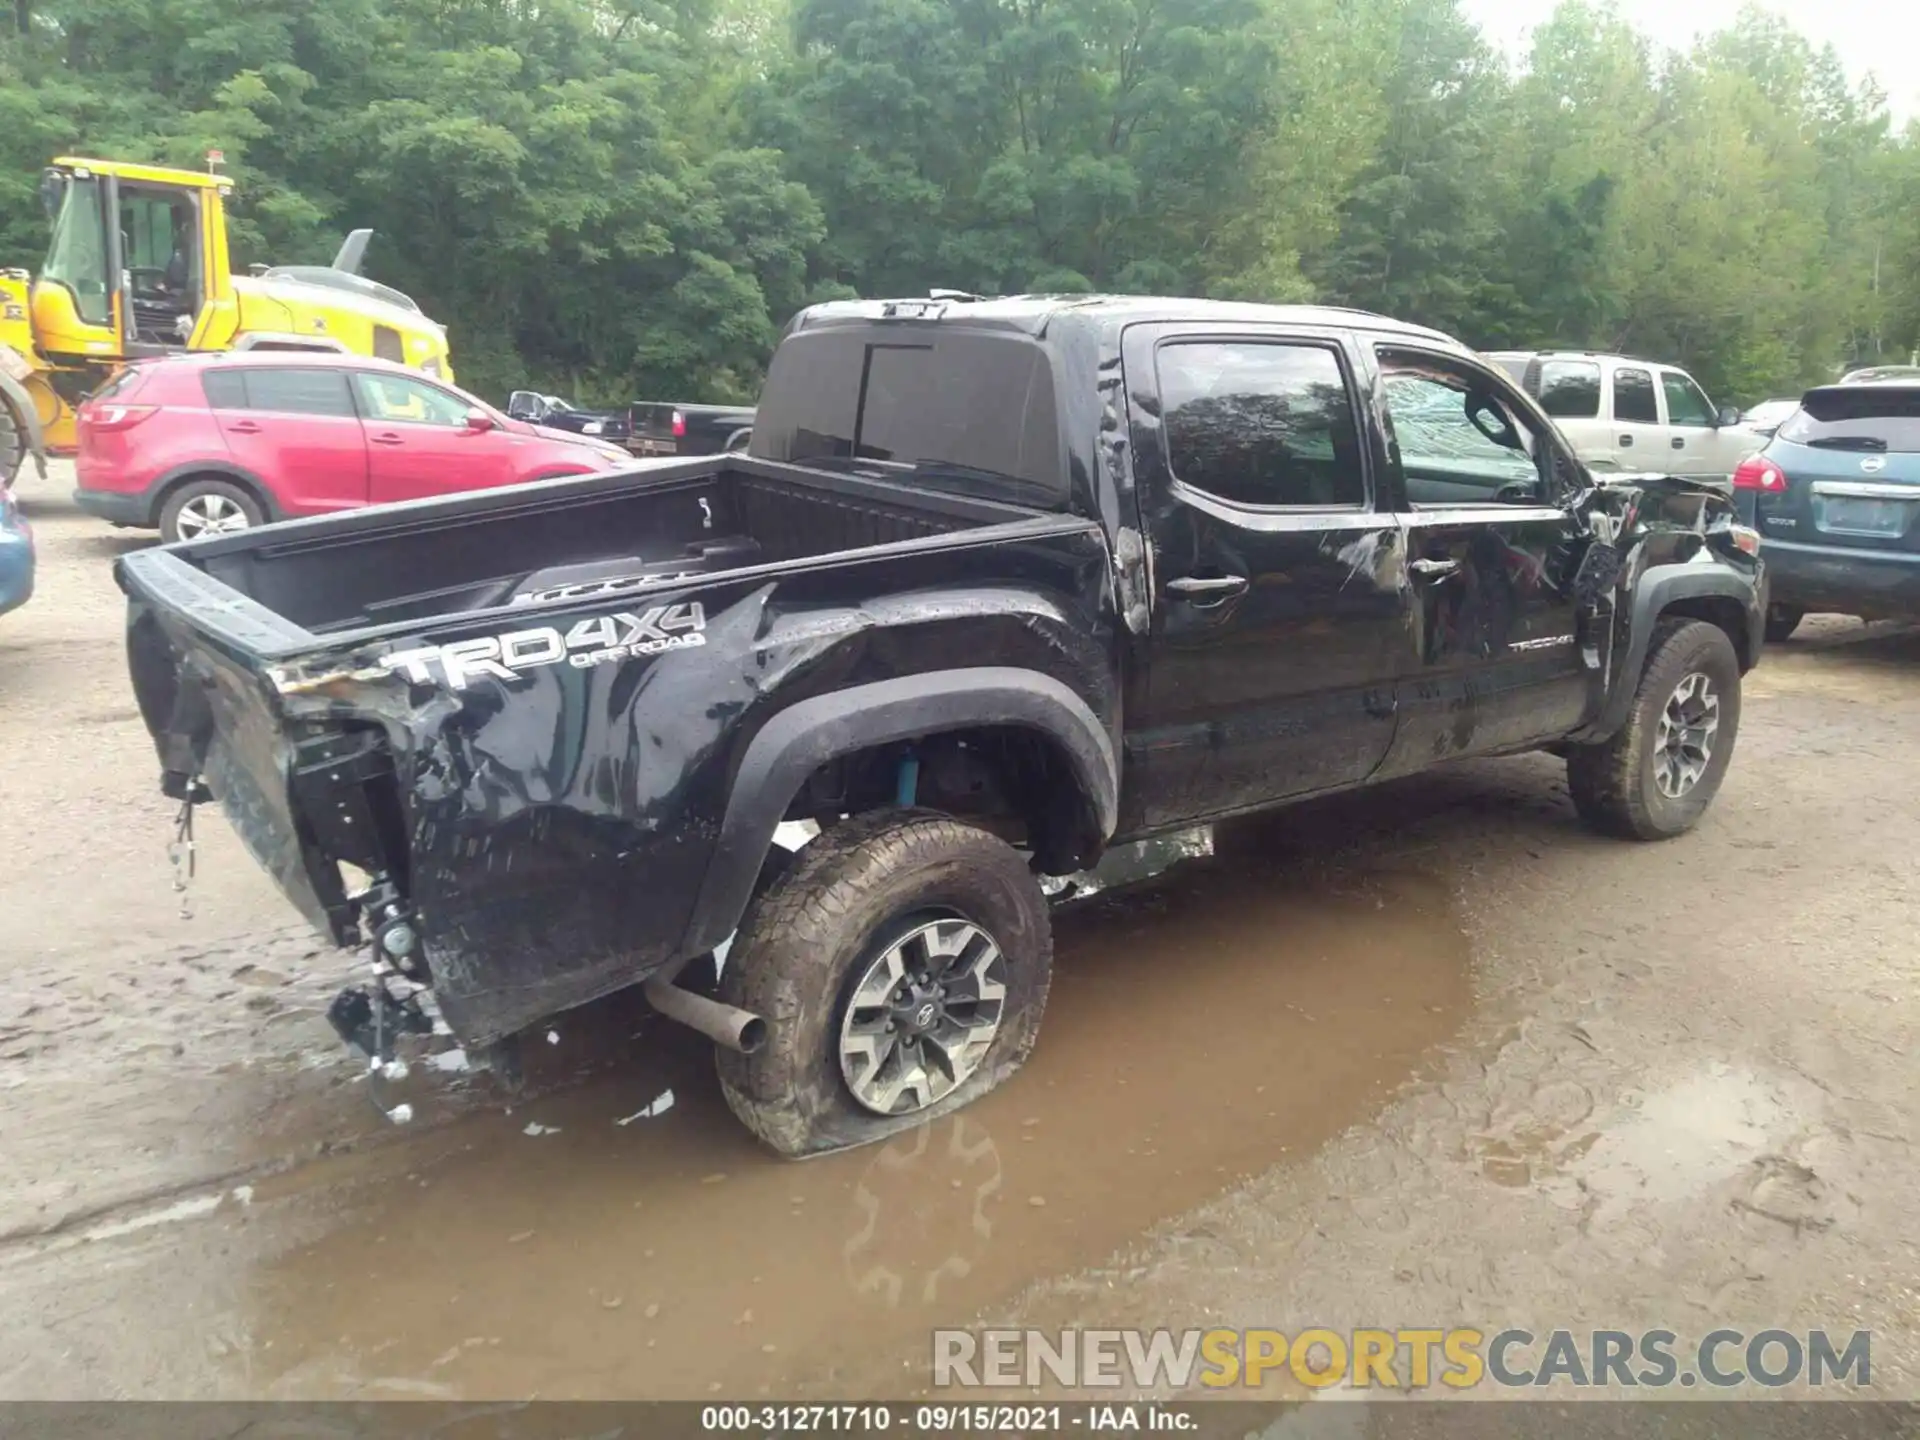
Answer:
[380,603,707,690]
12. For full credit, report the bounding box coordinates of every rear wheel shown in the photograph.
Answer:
[1568,618,1742,841]
[1763,604,1805,643]
[716,808,1051,1158]
[159,477,264,544]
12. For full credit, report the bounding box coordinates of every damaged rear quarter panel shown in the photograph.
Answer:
[263,529,1116,1049]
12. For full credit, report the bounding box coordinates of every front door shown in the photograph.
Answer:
[1119,325,1409,834]
[1369,344,1592,773]
[350,371,516,503]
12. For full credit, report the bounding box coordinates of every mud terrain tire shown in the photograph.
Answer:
[716,808,1052,1158]
[1568,618,1742,841]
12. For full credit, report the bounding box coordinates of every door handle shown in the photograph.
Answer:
[1671,436,1686,449]
[370,433,405,446]
[1167,574,1249,606]
[225,420,262,435]
[1410,557,1460,579]
[1619,434,1634,447]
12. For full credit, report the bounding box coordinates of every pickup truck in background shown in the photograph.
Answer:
[1489,350,1763,484]
[118,294,1765,1158]
[628,400,755,457]
[504,391,635,446]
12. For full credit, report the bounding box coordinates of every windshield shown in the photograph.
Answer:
[1779,388,1920,453]
[41,174,111,326]
[751,327,1066,508]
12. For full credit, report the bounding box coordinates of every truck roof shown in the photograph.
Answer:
[793,293,1468,350]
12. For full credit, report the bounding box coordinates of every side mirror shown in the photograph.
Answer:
[1715,405,1741,428]
[464,408,497,433]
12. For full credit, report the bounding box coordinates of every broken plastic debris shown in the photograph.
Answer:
[545,1029,560,1046]
[523,1122,560,1137]
[387,1103,415,1126]
[231,1185,254,1207]
[615,1089,676,1125]
[425,1048,470,1073]
[380,1058,410,1082]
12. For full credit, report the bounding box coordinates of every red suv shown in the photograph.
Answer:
[74,352,632,543]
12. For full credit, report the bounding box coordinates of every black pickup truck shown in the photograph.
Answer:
[627,400,756,457]
[118,294,1765,1157]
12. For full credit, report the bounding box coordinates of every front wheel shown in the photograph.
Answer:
[1567,618,1743,841]
[716,809,1052,1158]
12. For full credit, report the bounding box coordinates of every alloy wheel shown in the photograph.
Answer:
[1654,671,1719,799]
[838,917,1008,1116]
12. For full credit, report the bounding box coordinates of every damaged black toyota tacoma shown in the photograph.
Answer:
[117,294,1766,1157]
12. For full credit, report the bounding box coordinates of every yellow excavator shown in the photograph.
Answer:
[0,156,454,486]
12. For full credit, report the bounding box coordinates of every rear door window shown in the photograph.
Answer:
[234,369,356,417]
[1779,389,1920,452]
[1155,340,1365,508]
[1536,361,1602,419]
[1613,367,1658,424]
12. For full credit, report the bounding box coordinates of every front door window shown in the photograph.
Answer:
[40,175,111,327]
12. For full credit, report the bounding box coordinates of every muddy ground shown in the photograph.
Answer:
[1,470,1915,1405]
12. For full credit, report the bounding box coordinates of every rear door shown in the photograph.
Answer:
[1120,323,1408,832]
[1605,361,1666,472]
[204,367,368,516]
[1530,357,1612,467]
[350,371,518,503]
[1369,344,1592,773]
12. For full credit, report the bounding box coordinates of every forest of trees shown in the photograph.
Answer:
[2,0,1917,408]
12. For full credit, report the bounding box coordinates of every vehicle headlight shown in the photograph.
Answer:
[583,421,604,434]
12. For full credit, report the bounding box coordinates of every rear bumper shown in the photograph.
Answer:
[1762,538,1920,620]
[73,484,153,526]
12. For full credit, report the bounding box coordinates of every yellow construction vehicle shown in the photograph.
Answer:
[0,156,454,485]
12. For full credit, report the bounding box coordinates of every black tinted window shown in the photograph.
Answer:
[1614,367,1657,423]
[751,328,1063,505]
[1537,360,1601,418]
[237,369,355,417]
[202,371,247,409]
[1157,341,1363,508]
[1779,388,1920,453]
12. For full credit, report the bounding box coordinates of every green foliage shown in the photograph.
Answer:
[2,0,1916,405]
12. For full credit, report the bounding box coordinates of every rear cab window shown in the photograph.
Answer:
[751,326,1065,508]
[1154,340,1365,508]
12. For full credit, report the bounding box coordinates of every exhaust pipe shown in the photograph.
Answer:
[644,955,768,1054]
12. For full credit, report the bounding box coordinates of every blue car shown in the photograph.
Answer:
[0,482,33,617]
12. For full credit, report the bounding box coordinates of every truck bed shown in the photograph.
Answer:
[136,454,1035,646]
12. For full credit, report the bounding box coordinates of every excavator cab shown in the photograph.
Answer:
[32,161,225,364]
[2,156,452,484]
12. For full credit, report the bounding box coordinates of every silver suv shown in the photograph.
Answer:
[1488,351,1763,484]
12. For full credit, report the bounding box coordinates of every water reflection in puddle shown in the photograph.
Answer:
[239,825,1473,1399]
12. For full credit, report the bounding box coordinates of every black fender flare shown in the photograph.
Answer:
[680,667,1119,956]
[148,460,282,527]
[0,369,48,481]
[1573,565,1763,743]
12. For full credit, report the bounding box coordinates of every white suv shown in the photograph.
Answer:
[1488,351,1763,484]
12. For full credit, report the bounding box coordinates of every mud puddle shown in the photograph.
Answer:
[210,827,1471,1400]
